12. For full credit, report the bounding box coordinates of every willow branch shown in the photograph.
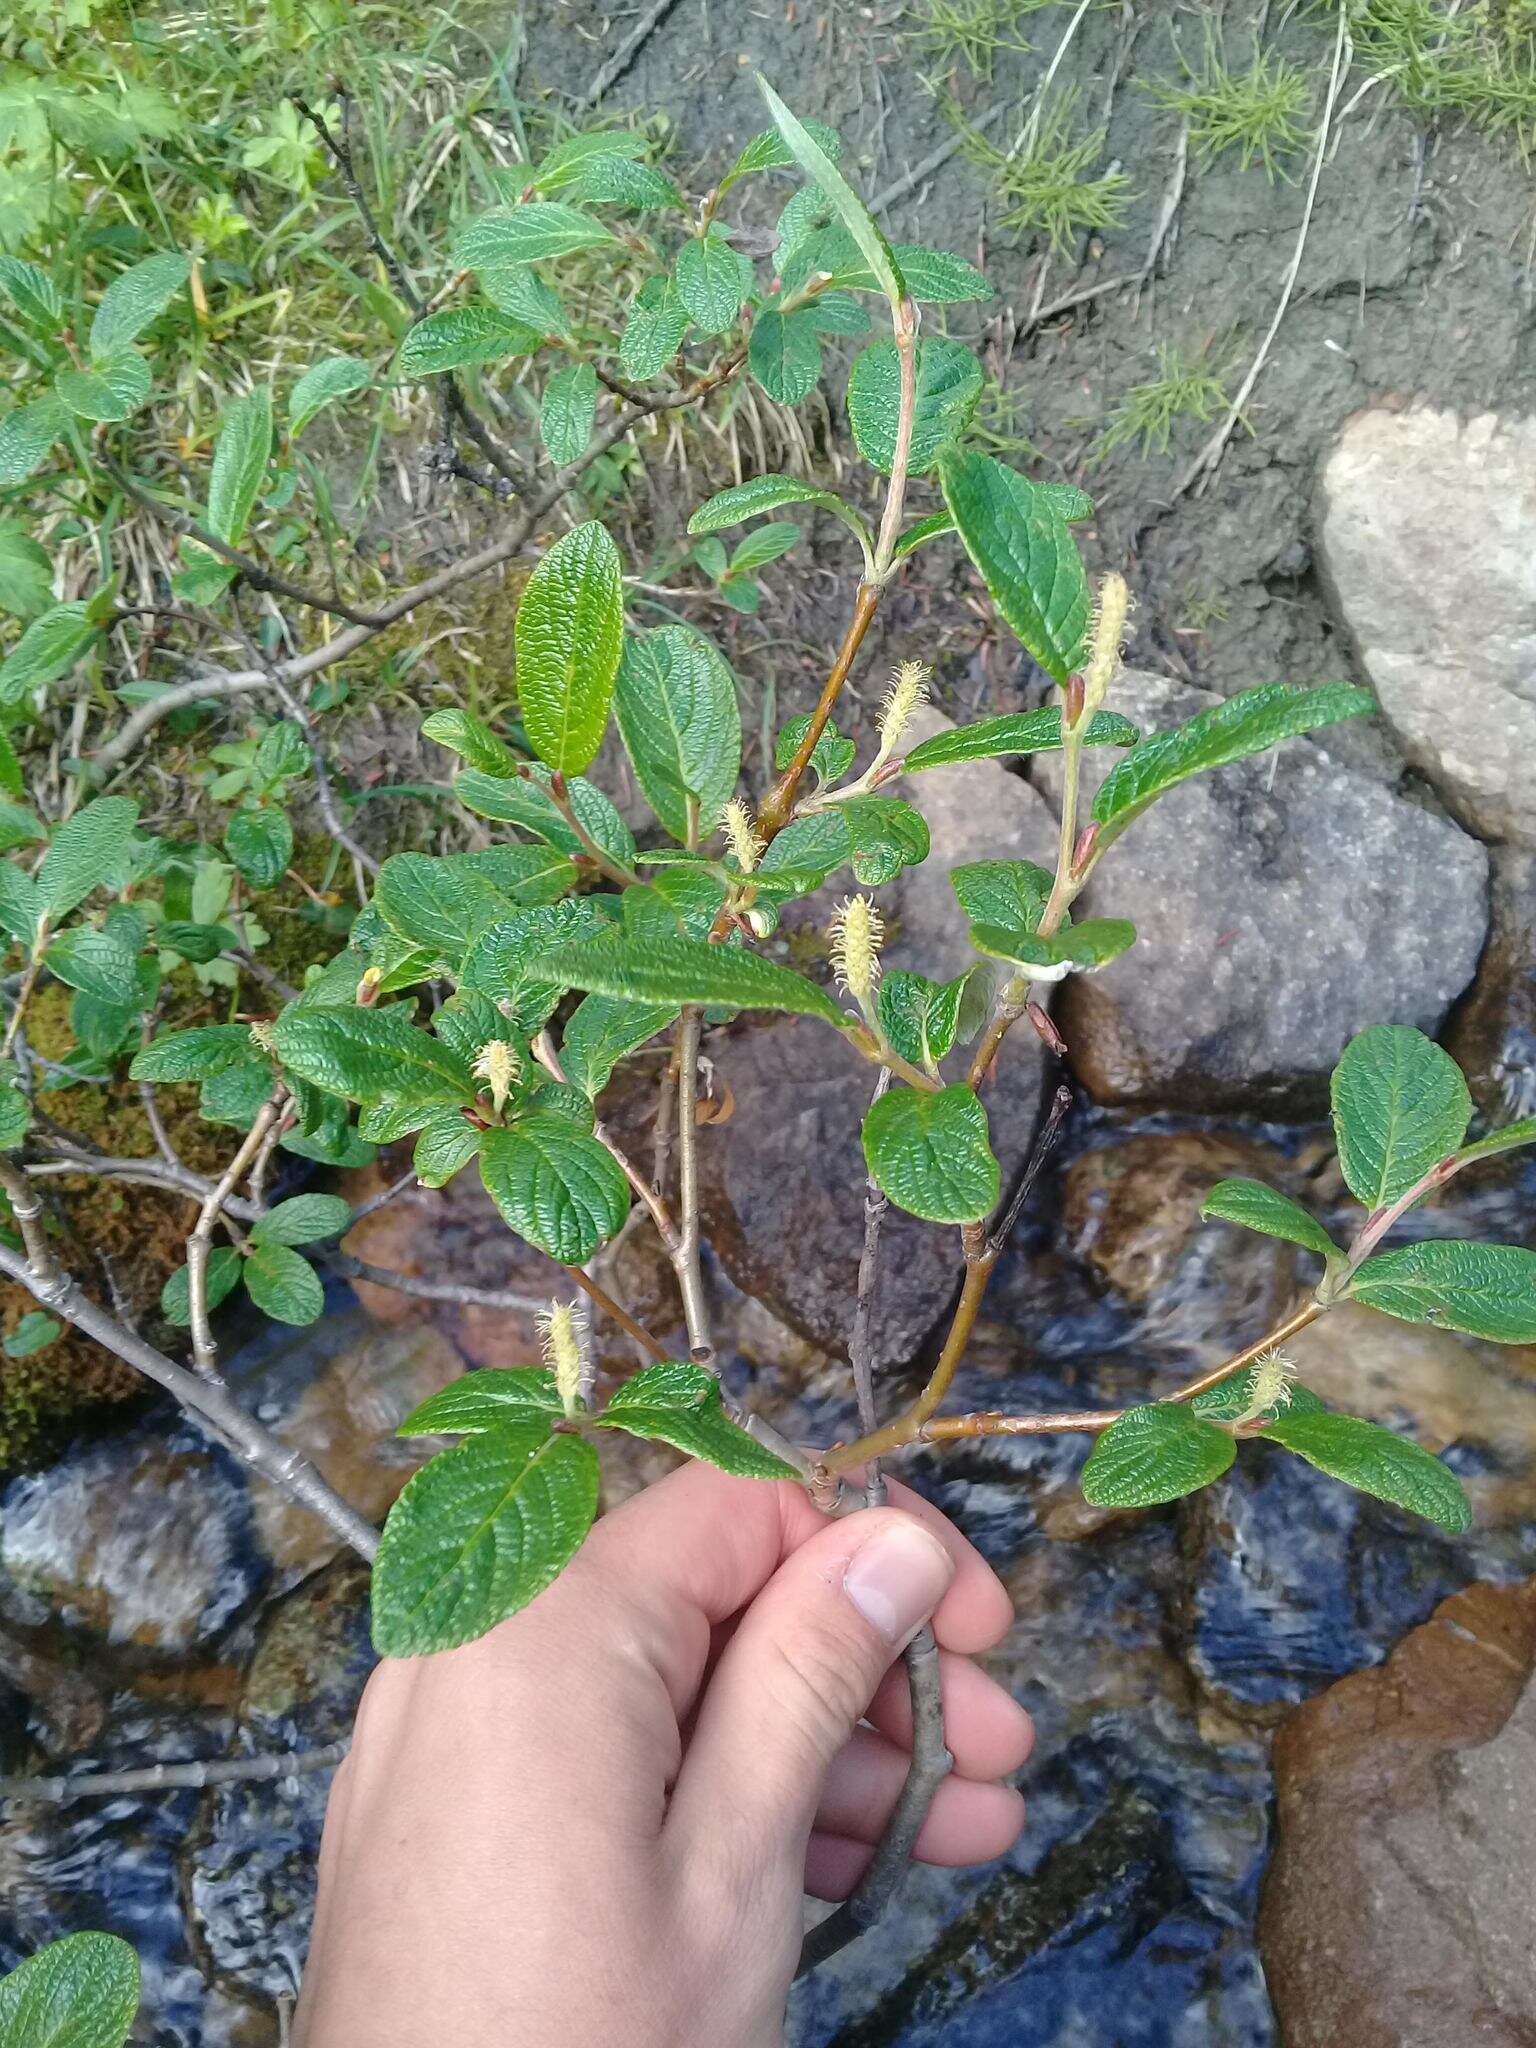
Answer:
[563,1262,670,1363]
[187,1093,284,1382]
[0,1739,351,1806]
[673,1006,712,1367]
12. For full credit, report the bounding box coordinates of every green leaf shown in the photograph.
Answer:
[1092,683,1376,838]
[371,1422,599,1656]
[1263,1411,1471,1532]
[862,1082,999,1223]
[0,526,53,620]
[1330,1025,1472,1210]
[773,713,856,787]
[243,1241,324,1324]
[1456,1117,1536,1166]
[892,511,954,562]
[160,1245,242,1327]
[727,118,844,181]
[43,927,138,1001]
[271,1003,474,1107]
[36,796,138,919]
[596,1360,796,1477]
[373,852,518,968]
[843,794,929,886]
[887,244,992,302]
[877,968,969,1072]
[0,400,67,488]
[561,993,678,1096]
[398,1368,564,1435]
[160,918,236,965]
[1349,1239,1536,1343]
[1199,1178,1341,1261]
[89,249,189,357]
[617,276,689,379]
[289,354,370,437]
[131,1023,254,1082]
[530,931,845,1025]
[3,1311,60,1359]
[399,305,539,377]
[1080,1403,1236,1507]
[0,802,43,855]
[0,864,42,946]
[528,130,650,192]
[689,474,846,535]
[225,804,292,889]
[454,766,635,870]
[903,707,1139,771]
[570,155,682,209]
[847,337,983,476]
[0,1075,31,1148]
[207,388,272,545]
[757,77,904,310]
[413,1109,483,1188]
[539,360,597,466]
[0,603,100,706]
[54,349,151,423]
[674,232,747,335]
[615,625,741,842]
[453,203,616,269]
[515,521,625,776]
[937,446,1089,684]
[421,707,520,776]
[0,1931,140,2048]
[748,307,823,404]
[251,1192,352,1247]
[807,291,871,335]
[729,523,801,574]
[479,264,571,338]
[479,1116,630,1263]
[0,255,64,331]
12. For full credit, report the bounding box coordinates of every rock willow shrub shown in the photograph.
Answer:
[2,74,1535,1973]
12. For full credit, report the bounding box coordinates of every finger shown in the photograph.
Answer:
[665,1507,956,1876]
[804,1781,1024,1902]
[864,1653,1033,1782]
[815,1725,1025,1860]
[872,1479,1014,1654]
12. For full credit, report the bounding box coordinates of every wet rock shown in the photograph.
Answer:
[1446,847,1536,1123]
[0,1438,263,1657]
[1259,1575,1536,2048]
[1316,406,1536,848]
[0,1627,105,1759]
[1035,668,1489,1114]
[700,707,1054,1366]
[232,1310,464,1577]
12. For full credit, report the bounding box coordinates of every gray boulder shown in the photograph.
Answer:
[1034,668,1489,1114]
[1316,405,1536,847]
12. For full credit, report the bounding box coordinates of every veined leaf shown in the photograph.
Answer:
[617,276,689,379]
[757,77,904,310]
[0,1078,32,1149]
[480,264,571,338]
[371,1422,599,1656]
[773,713,856,787]
[1091,683,1375,838]
[37,796,138,918]
[937,446,1090,683]
[289,354,370,437]
[888,244,992,302]
[892,510,955,561]
[862,1082,999,1223]
[524,930,846,1025]
[1200,1178,1341,1261]
[160,1246,242,1327]
[0,603,100,706]
[207,388,272,545]
[225,805,292,889]
[0,256,64,331]
[847,337,983,476]
[560,993,678,1096]
[0,526,53,620]
[877,968,970,1072]
[88,250,189,358]
[453,766,635,870]
[1330,1025,1472,1210]
[970,919,1136,975]
[243,1242,324,1325]
[479,1116,630,1262]
[1263,1411,1471,1532]
[1456,1117,1536,1166]
[421,707,520,776]
[0,400,67,487]
[0,1931,140,2048]
[1080,1403,1235,1507]
[131,1023,256,1082]
[539,360,598,466]
[689,473,846,534]
[903,706,1139,771]
[271,1003,474,1106]
[372,852,518,968]
[726,118,844,183]
[414,1110,483,1189]
[570,155,682,209]
[1349,1239,1536,1343]
[453,203,616,269]
[398,1368,564,1435]
[595,1360,796,1478]
[674,232,747,335]
[399,306,540,377]
[515,521,624,776]
[528,130,650,192]
[55,349,151,423]
[615,625,741,843]
[748,307,822,404]
[250,1192,352,1247]
[951,860,1054,939]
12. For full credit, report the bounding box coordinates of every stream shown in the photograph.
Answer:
[1,1103,1533,2045]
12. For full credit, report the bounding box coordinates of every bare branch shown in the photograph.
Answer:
[187,1093,284,1382]
[0,1739,351,1806]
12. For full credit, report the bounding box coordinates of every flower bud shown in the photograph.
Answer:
[829,893,884,1005]
[721,796,762,875]
[539,1299,588,1418]
[1081,571,1130,722]
[878,660,931,755]
[472,1039,521,1115]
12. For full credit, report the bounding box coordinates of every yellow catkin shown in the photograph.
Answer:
[472,1039,521,1114]
[1082,571,1131,719]
[1246,1349,1296,1417]
[878,660,932,753]
[721,796,763,875]
[829,894,884,1003]
[246,1020,277,1055]
[539,1300,586,1417]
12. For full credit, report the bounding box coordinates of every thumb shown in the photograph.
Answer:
[665,1507,955,1868]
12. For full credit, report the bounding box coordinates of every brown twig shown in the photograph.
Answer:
[673,1006,712,1367]
[0,1739,351,1806]
[563,1263,670,1363]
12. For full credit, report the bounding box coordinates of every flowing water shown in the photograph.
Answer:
[2,1107,1533,2045]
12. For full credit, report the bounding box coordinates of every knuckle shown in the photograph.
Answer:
[759,1622,873,1763]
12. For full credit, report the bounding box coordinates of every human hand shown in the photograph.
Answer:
[294,1460,1031,2048]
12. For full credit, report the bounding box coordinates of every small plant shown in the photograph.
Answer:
[2,69,1533,2015]
[1092,340,1239,462]
[0,1931,139,2047]
[956,88,1134,253]
[1146,26,1316,179]
[909,0,1041,82]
